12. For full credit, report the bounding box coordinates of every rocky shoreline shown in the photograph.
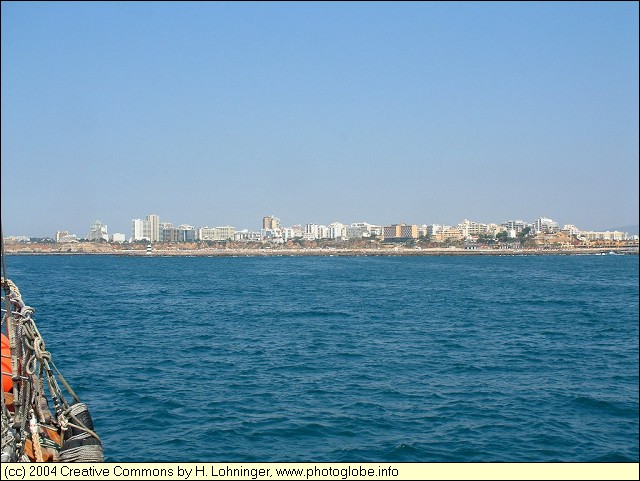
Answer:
[4,243,638,257]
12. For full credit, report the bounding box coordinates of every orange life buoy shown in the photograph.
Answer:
[2,333,13,392]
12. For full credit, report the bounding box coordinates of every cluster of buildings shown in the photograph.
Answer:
[39,214,635,247]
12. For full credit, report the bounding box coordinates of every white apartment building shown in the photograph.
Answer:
[304,224,320,240]
[234,230,262,241]
[533,217,559,233]
[426,224,449,236]
[578,231,628,241]
[131,214,161,242]
[87,220,108,241]
[457,219,489,238]
[501,220,529,232]
[198,226,236,241]
[131,219,149,242]
[329,222,347,239]
[346,225,369,239]
[562,224,581,235]
[348,222,381,237]
[110,233,126,243]
[146,214,160,242]
[278,227,302,241]
[353,223,383,236]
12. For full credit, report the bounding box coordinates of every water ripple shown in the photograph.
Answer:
[5,254,638,462]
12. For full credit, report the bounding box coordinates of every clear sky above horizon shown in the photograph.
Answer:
[2,1,638,237]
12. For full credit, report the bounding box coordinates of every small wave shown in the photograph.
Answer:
[589,452,637,462]
[10,254,638,462]
[387,443,422,461]
[281,309,353,319]
[572,395,637,416]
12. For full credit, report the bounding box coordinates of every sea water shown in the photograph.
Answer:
[4,254,638,462]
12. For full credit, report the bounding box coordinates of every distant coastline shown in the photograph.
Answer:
[4,243,638,257]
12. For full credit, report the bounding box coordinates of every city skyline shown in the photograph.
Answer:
[3,209,639,240]
[2,2,638,237]
[8,211,639,242]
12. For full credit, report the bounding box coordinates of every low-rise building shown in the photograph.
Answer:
[457,219,489,238]
[110,233,126,243]
[383,224,418,241]
[533,217,559,234]
[198,226,236,241]
[578,230,628,241]
[234,230,262,241]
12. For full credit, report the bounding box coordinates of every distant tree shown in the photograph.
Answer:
[477,234,495,245]
[496,231,509,242]
[444,238,463,248]
[518,227,532,244]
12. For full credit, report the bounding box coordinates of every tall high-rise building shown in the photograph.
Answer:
[263,215,280,230]
[146,214,160,242]
[131,219,148,241]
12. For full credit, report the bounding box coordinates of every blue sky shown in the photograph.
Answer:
[2,1,638,237]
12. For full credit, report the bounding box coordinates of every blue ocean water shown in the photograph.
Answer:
[3,254,638,462]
